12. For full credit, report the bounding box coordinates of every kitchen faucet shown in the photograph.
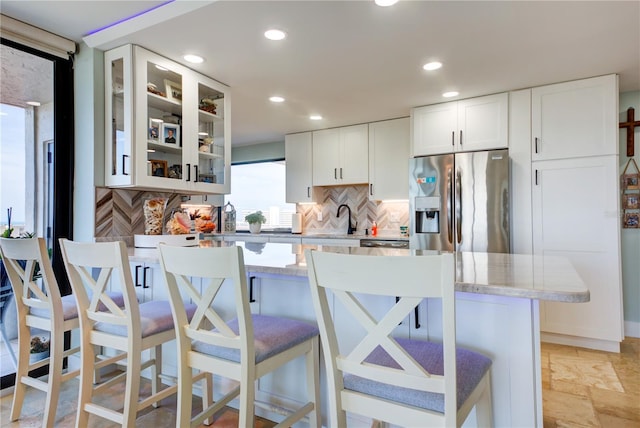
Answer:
[336,204,356,235]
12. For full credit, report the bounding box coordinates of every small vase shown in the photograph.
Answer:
[30,350,49,363]
[249,223,261,234]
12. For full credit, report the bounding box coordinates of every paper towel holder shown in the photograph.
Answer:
[292,213,302,234]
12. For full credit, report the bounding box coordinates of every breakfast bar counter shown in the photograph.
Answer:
[128,241,589,427]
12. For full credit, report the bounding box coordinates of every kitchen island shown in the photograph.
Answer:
[129,241,588,428]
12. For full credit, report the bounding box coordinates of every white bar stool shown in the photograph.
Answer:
[306,250,493,427]
[158,244,321,428]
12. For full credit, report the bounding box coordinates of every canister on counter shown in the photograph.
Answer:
[223,202,236,233]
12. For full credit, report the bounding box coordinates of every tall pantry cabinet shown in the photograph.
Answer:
[527,75,623,351]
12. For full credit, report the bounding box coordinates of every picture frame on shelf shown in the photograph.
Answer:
[623,212,639,228]
[150,159,168,178]
[164,79,182,102]
[622,193,639,210]
[162,123,180,147]
[148,118,162,142]
[622,173,639,190]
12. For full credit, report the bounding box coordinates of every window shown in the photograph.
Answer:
[226,161,295,231]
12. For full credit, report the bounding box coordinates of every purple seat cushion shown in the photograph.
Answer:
[30,291,126,321]
[193,314,319,363]
[343,337,491,413]
[94,300,196,338]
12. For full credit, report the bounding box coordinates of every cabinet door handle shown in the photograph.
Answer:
[249,276,257,303]
[535,169,539,186]
[194,165,199,183]
[143,266,150,288]
[535,137,539,154]
[122,154,129,175]
[459,130,463,146]
[307,187,310,198]
[186,163,191,181]
[334,168,337,179]
[204,195,208,202]
[134,265,142,287]
[452,131,455,146]
[414,306,421,329]
[370,183,373,196]
[340,168,343,179]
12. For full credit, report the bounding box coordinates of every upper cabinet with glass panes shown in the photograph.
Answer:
[104,44,230,194]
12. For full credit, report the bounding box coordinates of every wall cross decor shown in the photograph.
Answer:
[619,107,640,157]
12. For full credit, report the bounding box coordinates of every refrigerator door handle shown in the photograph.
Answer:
[455,169,462,245]
[447,167,453,245]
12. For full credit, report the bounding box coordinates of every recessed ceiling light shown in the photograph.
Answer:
[155,65,168,71]
[442,91,459,98]
[26,101,41,106]
[264,29,286,41]
[310,115,322,120]
[375,0,399,6]
[269,96,285,103]
[183,54,204,64]
[423,61,442,71]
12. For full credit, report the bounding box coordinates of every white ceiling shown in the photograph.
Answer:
[2,0,639,147]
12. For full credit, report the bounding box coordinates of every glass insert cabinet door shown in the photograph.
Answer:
[104,44,230,194]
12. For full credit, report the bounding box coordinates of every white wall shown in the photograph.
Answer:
[73,43,104,242]
[619,90,640,337]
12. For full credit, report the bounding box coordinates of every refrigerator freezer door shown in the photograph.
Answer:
[409,154,454,251]
[454,149,510,253]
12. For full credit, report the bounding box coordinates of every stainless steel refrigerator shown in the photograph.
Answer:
[409,149,510,253]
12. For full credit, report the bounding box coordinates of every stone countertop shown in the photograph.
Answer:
[129,242,589,303]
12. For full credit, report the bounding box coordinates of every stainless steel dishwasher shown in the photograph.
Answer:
[359,239,409,249]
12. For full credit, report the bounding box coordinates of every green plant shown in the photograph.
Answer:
[244,211,266,224]
[30,336,50,354]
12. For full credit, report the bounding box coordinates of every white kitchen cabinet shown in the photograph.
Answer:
[104,44,231,194]
[531,74,618,161]
[285,132,314,203]
[533,156,623,350]
[312,124,368,186]
[368,117,410,200]
[411,93,508,156]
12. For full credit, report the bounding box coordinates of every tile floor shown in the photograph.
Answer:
[1,338,638,427]
[541,337,640,427]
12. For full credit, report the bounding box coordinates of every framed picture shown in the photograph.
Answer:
[622,193,639,210]
[148,118,162,142]
[161,123,180,147]
[149,159,168,178]
[623,212,640,228]
[622,173,639,190]
[164,79,182,102]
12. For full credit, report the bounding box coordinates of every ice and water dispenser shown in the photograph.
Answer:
[414,196,440,234]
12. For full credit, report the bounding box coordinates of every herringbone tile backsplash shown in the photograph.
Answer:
[298,185,409,235]
[94,185,409,242]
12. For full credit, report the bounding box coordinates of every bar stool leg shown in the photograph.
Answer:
[150,344,163,408]
[123,347,142,427]
[306,337,321,428]
[76,337,96,428]
[42,332,64,428]
[10,325,30,422]
[202,372,213,425]
[238,372,256,428]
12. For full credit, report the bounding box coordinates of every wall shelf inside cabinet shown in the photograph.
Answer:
[147,141,182,155]
[148,92,182,115]
[198,109,222,123]
[198,151,223,160]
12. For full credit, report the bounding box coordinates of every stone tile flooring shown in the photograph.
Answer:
[1,338,638,427]
[542,337,640,427]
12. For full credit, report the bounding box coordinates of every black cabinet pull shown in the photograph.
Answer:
[414,306,421,329]
[459,130,463,146]
[307,187,310,198]
[194,165,199,182]
[535,137,539,154]
[143,266,150,288]
[249,276,257,303]
[134,265,142,287]
[340,168,343,179]
[370,184,373,196]
[122,154,129,175]
[535,169,539,186]
[451,131,455,146]
[186,163,191,181]
[334,168,337,179]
